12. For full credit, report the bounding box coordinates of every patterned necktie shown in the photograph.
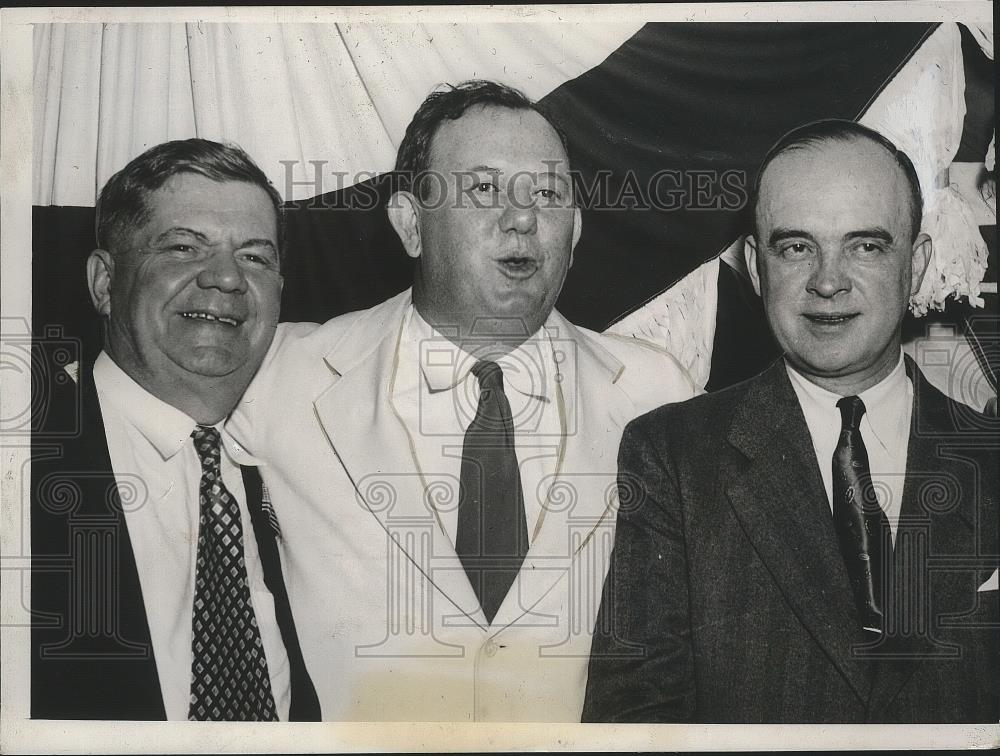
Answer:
[832,396,893,635]
[189,425,278,721]
[455,361,529,624]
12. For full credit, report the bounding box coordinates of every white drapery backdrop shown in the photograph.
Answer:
[33,22,643,206]
[32,21,994,394]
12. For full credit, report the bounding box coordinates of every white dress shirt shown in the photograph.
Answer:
[390,306,564,546]
[786,354,912,543]
[93,352,291,720]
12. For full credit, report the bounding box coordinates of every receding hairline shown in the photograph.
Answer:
[424,102,572,171]
[755,133,922,238]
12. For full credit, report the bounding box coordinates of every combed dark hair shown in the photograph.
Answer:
[95,138,284,258]
[750,119,924,241]
[393,79,572,200]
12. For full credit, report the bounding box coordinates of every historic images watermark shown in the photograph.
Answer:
[280,161,749,213]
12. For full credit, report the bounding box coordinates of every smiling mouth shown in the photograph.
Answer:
[496,256,539,280]
[180,310,242,327]
[803,313,858,326]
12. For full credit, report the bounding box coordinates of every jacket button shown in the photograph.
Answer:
[484,638,499,657]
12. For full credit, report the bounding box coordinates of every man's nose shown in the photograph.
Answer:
[806,251,852,298]
[498,193,538,235]
[196,249,248,293]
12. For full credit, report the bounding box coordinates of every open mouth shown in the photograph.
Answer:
[803,312,858,326]
[496,256,539,279]
[180,310,241,327]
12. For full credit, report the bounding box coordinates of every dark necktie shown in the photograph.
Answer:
[189,425,278,721]
[832,396,893,634]
[455,361,529,624]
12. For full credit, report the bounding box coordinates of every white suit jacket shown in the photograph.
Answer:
[227,289,696,721]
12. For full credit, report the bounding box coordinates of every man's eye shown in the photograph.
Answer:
[856,242,883,254]
[536,188,560,200]
[169,244,197,255]
[780,243,811,258]
[239,251,277,268]
[475,182,499,193]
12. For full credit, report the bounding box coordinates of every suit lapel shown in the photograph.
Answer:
[242,466,321,720]
[867,361,980,717]
[725,361,873,704]
[32,360,165,719]
[80,364,166,716]
[312,292,486,627]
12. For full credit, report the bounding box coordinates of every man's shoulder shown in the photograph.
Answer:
[267,316,350,360]
[627,367,770,445]
[33,355,105,445]
[910,361,992,424]
[909,362,999,462]
[267,291,409,363]
[584,327,679,368]
[270,308,374,354]
[32,358,118,524]
[566,320,698,404]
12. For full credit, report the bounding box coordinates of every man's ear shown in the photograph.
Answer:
[744,234,762,298]
[387,191,422,260]
[569,206,582,267]
[87,249,115,316]
[909,232,932,297]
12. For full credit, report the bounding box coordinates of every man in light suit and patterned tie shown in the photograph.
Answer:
[31,139,319,720]
[583,119,999,723]
[227,79,697,721]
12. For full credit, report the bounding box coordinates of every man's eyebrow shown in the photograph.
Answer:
[537,170,571,187]
[236,238,278,252]
[767,228,816,246]
[153,227,209,245]
[152,227,277,251]
[468,165,501,174]
[844,227,894,244]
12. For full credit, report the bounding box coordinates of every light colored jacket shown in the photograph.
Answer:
[227,289,696,721]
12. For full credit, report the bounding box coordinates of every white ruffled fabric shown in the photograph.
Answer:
[860,23,990,316]
[606,256,720,391]
[911,186,989,315]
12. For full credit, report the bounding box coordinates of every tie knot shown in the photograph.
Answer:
[191,425,222,469]
[836,395,867,431]
[471,360,505,393]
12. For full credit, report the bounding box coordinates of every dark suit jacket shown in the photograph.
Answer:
[583,358,998,723]
[30,355,320,720]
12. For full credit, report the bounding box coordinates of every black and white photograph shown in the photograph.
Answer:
[1,3,996,752]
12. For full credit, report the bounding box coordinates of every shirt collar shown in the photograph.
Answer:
[93,351,204,461]
[857,354,910,452]
[408,306,555,402]
[785,353,910,453]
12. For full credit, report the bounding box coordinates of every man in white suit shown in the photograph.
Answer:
[227,80,696,721]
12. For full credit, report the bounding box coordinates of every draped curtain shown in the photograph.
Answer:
[33,22,642,206]
[30,21,995,398]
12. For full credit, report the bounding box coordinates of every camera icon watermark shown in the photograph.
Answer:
[415,318,579,439]
[910,315,999,438]
[1,319,81,438]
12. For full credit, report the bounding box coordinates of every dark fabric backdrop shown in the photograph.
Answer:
[32,22,996,391]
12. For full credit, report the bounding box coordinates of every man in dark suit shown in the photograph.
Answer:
[583,119,999,723]
[31,139,319,720]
